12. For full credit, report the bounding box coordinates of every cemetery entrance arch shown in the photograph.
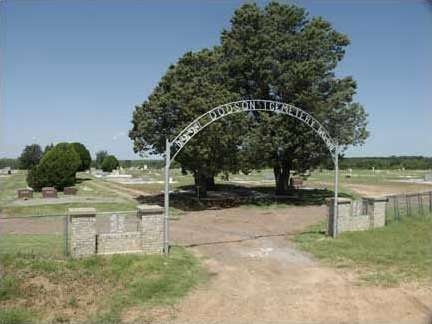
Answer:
[163,99,339,255]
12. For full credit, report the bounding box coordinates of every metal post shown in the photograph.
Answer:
[333,144,339,238]
[64,215,69,256]
[164,139,170,256]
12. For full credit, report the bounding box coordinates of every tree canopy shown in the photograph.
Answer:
[96,150,108,169]
[101,155,119,172]
[220,2,368,193]
[70,142,92,171]
[130,2,369,195]
[130,49,245,195]
[18,144,43,170]
[27,143,81,191]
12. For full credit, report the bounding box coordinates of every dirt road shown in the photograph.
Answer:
[140,205,432,324]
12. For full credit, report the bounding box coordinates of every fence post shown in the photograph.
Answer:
[418,193,424,216]
[68,208,96,258]
[405,195,411,217]
[429,191,432,213]
[64,215,69,256]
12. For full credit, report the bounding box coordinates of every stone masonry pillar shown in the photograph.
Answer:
[365,197,388,228]
[327,197,352,237]
[137,205,164,254]
[69,208,96,258]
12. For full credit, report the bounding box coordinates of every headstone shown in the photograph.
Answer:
[264,173,274,180]
[291,177,303,189]
[0,167,11,175]
[17,188,33,199]
[110,214,125,233]
[42,187,57,198]
[143,165,148,170]
[64,187,77,195]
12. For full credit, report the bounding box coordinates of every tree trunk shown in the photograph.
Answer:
[273,160,291,195]
[194,172,208,198]
[206,176,216,189]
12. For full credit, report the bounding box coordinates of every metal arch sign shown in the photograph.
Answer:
[162,99,340,256]
[170,100,337,163]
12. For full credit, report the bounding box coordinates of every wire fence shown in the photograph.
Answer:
[386,190,432,222]
[0,210,137,259]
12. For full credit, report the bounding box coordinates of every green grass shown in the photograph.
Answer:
[0,172,137,217]
[0,172,28,203]
[0,247,207,322]
[294,216,432,286]
[0,234,64,258]
[0,308,35,324]
[2,201,137,217]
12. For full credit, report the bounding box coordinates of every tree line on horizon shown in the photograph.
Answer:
[1,155,430,173]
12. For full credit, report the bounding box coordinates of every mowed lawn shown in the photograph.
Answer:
[0,171,137,217]
[295,215,432,286]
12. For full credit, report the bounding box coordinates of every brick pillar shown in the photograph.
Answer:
[365,197,388,228]
[327,197,352,237]
[69,208,96,258]
[137,205,164,254]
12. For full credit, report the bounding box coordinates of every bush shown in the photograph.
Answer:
[101,155,119,172]
[26,143,81,191]
[18,144,43,170]
[70,142,92,171]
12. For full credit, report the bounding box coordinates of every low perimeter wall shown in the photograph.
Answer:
[327,197,388,236]
[69,205,164,258]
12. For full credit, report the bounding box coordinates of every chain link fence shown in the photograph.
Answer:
[386,191,432,222]
[0,214,67,258]
[0,210,138,259]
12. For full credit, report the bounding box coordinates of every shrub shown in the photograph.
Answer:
[26,143,81,191]
[96,150,108,168]
[101,155,119,172]
[70,142,92,171]
[18,144,43,170]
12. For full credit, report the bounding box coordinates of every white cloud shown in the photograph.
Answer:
[112,131,126,141]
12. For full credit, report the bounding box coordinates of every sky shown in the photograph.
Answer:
[1,0,431,160]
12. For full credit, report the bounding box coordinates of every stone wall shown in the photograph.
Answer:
[69,208,96,258]
[69,205,164,258]
[327,197,388,237]
[138,205,164,254]
[97,232,142,255]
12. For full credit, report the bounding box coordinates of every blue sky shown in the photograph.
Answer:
[1,0,431,159]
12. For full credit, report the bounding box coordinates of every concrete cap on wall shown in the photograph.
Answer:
[363,196,388,202]
[325,197,352,205]
[68,207,96,216]
[137,204,164,215]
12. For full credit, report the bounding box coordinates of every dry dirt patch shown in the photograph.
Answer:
[146,205,432,324]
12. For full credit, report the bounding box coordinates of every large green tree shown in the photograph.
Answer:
[95,150,108,169]
[130,49,245,196]
[70,142,92,171]
[27,143,81,191]
[18,144,43,170]
[221,2,368,194]
[101,155,119,172]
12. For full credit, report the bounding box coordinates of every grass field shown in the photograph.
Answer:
[294,214,432,286]
[0,245,207,323]
[0,171,137,217]
[118,167,432,197]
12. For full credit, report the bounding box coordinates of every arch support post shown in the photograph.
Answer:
[164,138,170,255]
[333,144,339,238]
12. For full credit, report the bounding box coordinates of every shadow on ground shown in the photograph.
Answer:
[135,184,354,211]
